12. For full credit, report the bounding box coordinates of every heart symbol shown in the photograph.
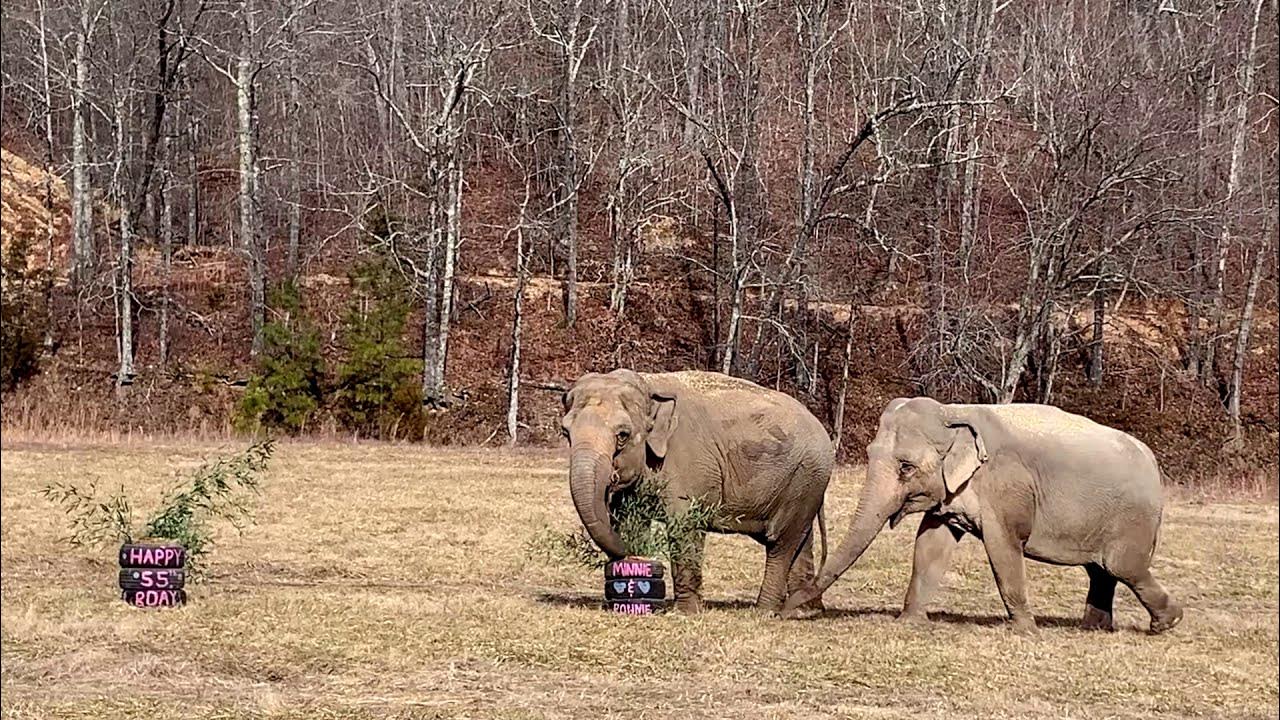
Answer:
[637,580,651,594]
[612,581,628,594]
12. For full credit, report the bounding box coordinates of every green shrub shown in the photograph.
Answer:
[332,252,424,439]
[236,282,326,433]
[42,440,273,578]
[526,472,720,570]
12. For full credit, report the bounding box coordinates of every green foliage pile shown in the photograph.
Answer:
[526,472,720,570]
[236,282,325,433]
[0,233,47,391]
[41,440,273,577]
[332,252,424,439]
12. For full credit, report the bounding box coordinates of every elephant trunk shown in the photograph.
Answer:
[811,467,898,594]
[569,446,627,560]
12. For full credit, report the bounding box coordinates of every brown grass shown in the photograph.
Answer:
[2,441,1277,719]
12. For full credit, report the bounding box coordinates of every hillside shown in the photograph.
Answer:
[2,148,1276,491]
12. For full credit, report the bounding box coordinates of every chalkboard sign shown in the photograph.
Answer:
[119,543,187,607]
[604,557,666,614]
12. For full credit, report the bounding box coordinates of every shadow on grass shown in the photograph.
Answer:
[534,591,756,611]
[534,592,1084,629]
[816,606,1082,629]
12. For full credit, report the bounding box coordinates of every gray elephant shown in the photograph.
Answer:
[782,397,1183,634]
[562,369,834,614]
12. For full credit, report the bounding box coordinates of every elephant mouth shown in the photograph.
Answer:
[608,469,642,494]
[888,508,908,530]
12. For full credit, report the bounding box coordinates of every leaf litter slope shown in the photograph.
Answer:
[1,442,1276,719]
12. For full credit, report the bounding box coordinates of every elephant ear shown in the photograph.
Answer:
[941,409,988,495]
[646,392,679,460]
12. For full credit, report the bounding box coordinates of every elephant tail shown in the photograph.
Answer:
[1151,505,1164,563]
[816,502,828,571]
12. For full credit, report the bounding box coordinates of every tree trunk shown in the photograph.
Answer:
[37,0,56,350]
[1088,287,1105,386]
[560,51,579,328]
[113,93,135,387]
[1227,241,1267,437]
[187,116,200,245]
[957,0,996,281]
[721,199,746,376]
[607,170,632,317]
[159,138,173,366]
[1037,319,1060,404]
[71,9,94,287]
[421,224,442,404]
[285,36,301,278]
[832,302,855,457]
[711,202,720,368]
[237,15,264,356]
[507,217,528,447]
[925,112,957,393]
[436,143,461,398]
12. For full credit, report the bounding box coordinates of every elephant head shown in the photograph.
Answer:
[797,397,987,601]
[560,370,677,559]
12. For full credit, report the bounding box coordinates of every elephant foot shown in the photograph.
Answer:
[1008,616,1038,636]
[674,596,705,615]
[1149,603,1183,635]
[1080,607,1115,632]
[779,596,824,620]
[896,609,931,626]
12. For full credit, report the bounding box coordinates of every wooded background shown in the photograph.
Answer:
[1,0,1276,486]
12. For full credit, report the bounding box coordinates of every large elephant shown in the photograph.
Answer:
[562,369,834,614]
[782,397,1183,634]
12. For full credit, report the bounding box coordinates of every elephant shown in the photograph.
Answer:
[561,369,834,614]
[781,397,1183,634]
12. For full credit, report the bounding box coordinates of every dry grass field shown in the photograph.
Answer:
[1,440,1277,719]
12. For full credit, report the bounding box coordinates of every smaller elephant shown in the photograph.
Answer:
[561,369,834,614]
[783,397,1183,634]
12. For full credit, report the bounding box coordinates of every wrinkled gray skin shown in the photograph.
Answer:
[562,369,834,614]
[783,397,1183,634]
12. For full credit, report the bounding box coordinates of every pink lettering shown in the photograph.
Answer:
[610,602,653,615]
[122,545,184,568]
[611,561,654,577]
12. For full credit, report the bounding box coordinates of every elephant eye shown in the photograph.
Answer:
[616,430,631,447]
[898,461,916,478]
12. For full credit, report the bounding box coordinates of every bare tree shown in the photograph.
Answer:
[70,0,106,289]
[527,0,598,327]
[1227,235,1271,439]
[353,2,503,405]
[1205,0,1267,388]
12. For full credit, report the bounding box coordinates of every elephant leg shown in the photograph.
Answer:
[982,525,1036,633]
[671,531,706,614]
[757,533,805,613]
[1104,538,1183,634]
[1081,563,1117,631]
[900,513,964,623]
[1114,566,1183,634]
[785,527,823,612]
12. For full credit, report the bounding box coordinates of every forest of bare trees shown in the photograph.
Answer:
[1,0,1276,454]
